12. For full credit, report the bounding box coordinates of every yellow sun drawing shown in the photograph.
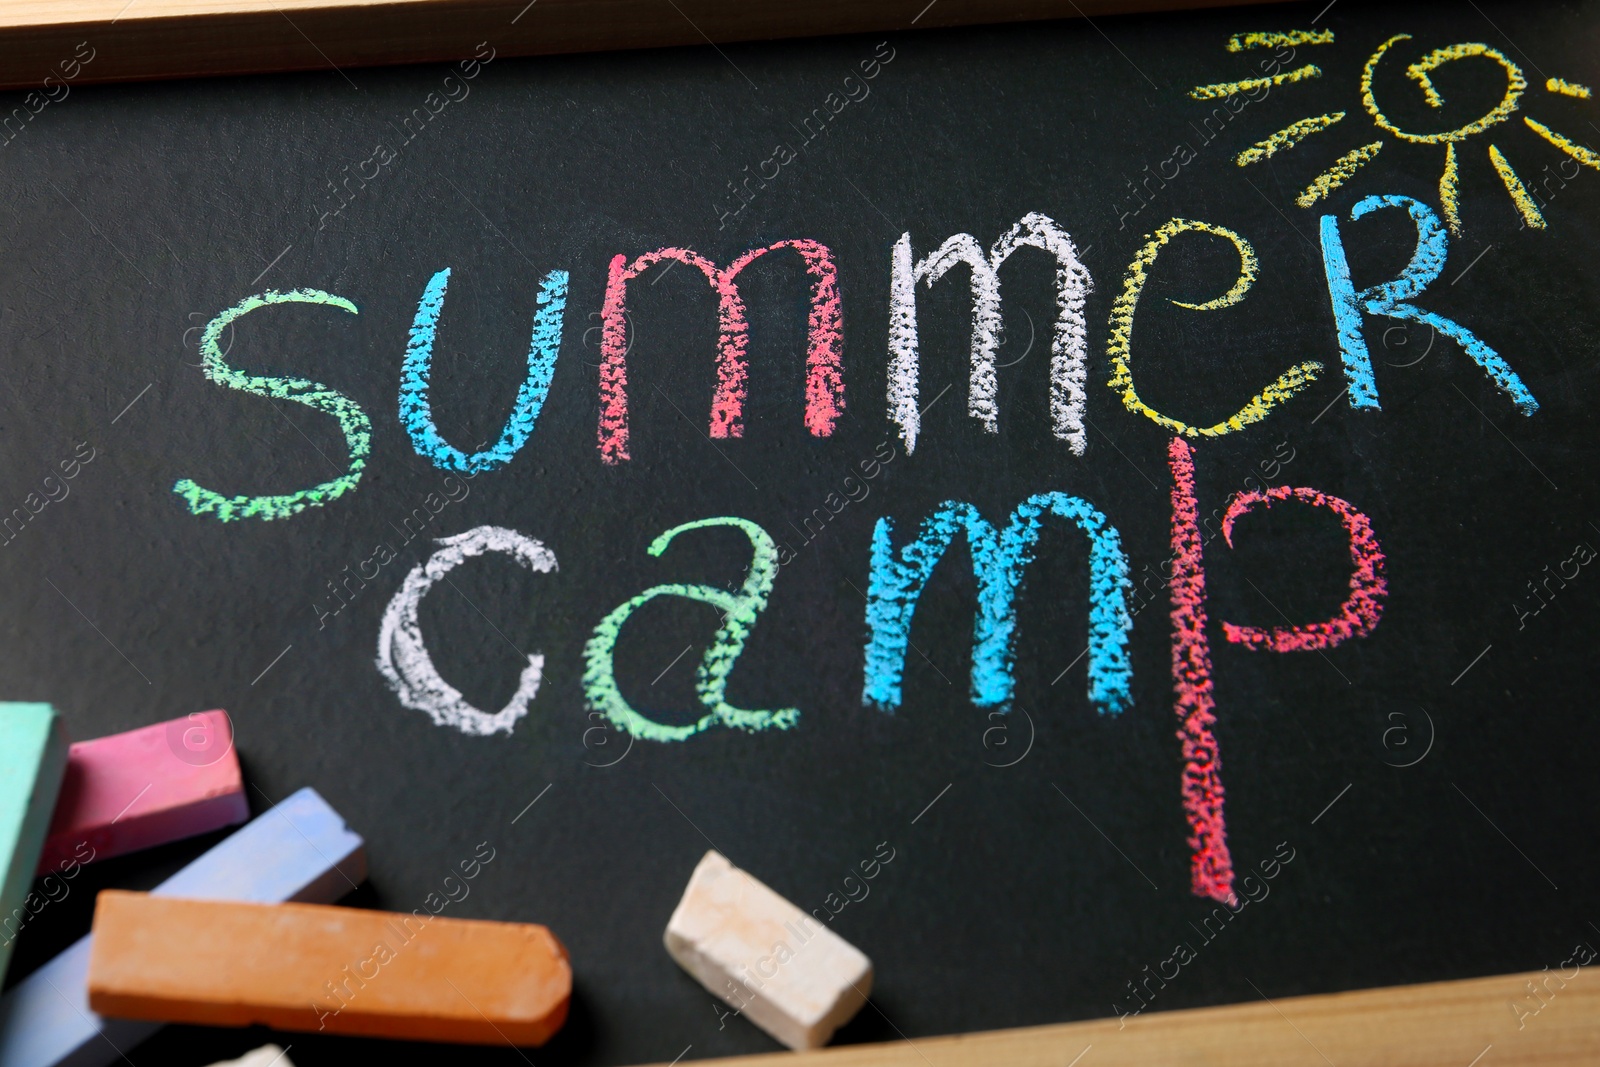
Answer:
[1191,29,1598,233]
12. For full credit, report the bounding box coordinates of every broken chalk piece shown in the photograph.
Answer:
[87,893,572,1046]
[0,786,365,1067]
[206,1046,295,1067]
[0,702,69,979]
[37,709,249,874]
[664,849,872,1050]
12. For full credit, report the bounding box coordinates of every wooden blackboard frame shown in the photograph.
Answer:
[0,0,1285,88]
[646,968,1600,1067]
[6,0,1594,1063]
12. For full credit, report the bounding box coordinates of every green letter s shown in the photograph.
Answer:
[173,288,368,521]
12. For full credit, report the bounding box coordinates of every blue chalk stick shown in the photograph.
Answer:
[0,786,365,1067]
[0,703,69,981]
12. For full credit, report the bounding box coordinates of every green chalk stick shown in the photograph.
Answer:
[0,703,69,979]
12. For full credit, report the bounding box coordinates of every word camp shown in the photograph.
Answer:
[182,193,1532,905]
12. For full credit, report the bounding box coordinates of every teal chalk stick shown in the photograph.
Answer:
[0,703,68,980]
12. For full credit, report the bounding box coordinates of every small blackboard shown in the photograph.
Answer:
[5,0,1600,1062]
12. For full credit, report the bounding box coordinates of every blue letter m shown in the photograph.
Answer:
[861,492,1133,717]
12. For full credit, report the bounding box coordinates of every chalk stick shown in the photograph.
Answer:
[37,709,248,874]
[87,893,572,1046]
[0,703,69,980]
[206,1046,295,1067]
[665,850,872,1050]
[0,787,364,1067]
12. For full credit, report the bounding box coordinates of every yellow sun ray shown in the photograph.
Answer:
[1190,64,1321,101]
[1546,77,1592,99]
[1524,116,1600,168]
[1295,142,1384,207]
[1488,145,1546,228]
[1440,142,1462,235]
[1227,29,1334,53]
[1235,112,1345,166]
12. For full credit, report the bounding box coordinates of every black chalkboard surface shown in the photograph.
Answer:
[5,0,1600,1062]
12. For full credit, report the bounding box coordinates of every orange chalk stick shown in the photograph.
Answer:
[85,891,571,1045]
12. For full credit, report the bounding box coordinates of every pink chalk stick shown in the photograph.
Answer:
[36,710,248,874]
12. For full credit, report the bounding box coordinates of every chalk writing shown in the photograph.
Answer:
[377,526,556,736]
[1321,194,1537,414]
[598,241,843,463]
[402,267,568,472]
[1167,438,1234,904]
[1227,30,1331,52]
[1108,218,1322,438]
[888,213,1092,454]
[1219,487,1387,652]
[584,517,796,742]
[861,493,1132,717]
[174,288,368,521]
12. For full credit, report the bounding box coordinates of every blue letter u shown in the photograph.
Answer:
[400,266,569,472]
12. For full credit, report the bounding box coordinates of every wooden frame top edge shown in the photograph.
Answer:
[0,0,1290,88]
[0,0,1281,30]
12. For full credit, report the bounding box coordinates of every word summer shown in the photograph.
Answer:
[186,194,1525,906]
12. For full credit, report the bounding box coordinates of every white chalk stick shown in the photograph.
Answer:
[664,850,872,1050]
[207,1046,296,1067]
